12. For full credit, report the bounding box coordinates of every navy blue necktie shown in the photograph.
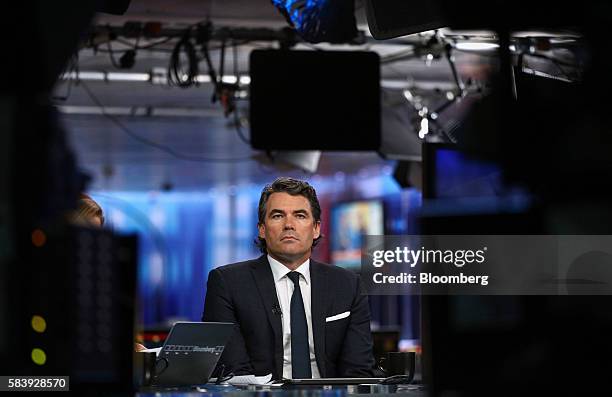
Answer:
[287,271,312,379]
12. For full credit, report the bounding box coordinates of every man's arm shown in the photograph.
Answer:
[202,268,255,375]
[337,275,375,377]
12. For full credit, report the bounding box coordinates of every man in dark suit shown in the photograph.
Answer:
[203,177,374,379]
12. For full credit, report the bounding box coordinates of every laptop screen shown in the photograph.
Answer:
[154,322,234,386]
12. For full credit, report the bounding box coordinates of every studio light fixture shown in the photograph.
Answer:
[60,71,250,85]
[454,41,499,51]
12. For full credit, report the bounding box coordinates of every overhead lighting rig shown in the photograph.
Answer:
[81,21,370,117]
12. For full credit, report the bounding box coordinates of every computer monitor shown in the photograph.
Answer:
[249,49,381,151]
[365,0,445,40]
[330,200,384,269]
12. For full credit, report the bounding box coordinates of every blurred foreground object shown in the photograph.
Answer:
[271,0,358,43]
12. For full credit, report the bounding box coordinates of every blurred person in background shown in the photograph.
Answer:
[70,192,147,352]
[70,193,105,227]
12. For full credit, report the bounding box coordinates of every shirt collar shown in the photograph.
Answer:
[267,255,311,285]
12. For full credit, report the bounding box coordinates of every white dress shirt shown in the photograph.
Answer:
[268,255,321,379]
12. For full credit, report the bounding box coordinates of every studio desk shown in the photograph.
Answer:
[137,383,426,397]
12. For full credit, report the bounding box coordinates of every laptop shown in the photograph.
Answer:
[152,321,234,387]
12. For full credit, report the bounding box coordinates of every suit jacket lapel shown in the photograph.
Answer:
[250,255,283,379]
[310,260,329,377]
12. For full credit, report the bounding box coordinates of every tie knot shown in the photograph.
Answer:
[287,271,301,285]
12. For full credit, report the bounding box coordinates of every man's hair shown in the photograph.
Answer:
[255,177,322,254]
[72,193,105,226]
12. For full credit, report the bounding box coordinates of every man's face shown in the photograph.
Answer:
[258,192,321,264]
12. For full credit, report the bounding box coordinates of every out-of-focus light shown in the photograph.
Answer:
[425,53,434,67]
[430,112,438,120]
[72,71,105,81]
[32,229,46,248]
[150,208,166,228]
[455,42,499,51]
[31,348,46,365]
[195,74,211,83]
[110,209,126,228]
[418,118,429,139]
[149,252,163,285]
[398,338,420,351]
[60,71,253,86]
[31,315,47,333]
[446,91,455,101]
[403,89,414,102]
[108,72,149,82]
[221,76,237,84]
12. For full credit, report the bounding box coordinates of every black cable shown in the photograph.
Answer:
[233,38,239,82]
[200,38,222,107]
[103,19,205,54]
[78,80,253,163]
[168,29,199,88]
[218,34,227,88]
[92,39,252,55]
[444,43,464,96]
[115,36,175,50]
[106,37,122,69]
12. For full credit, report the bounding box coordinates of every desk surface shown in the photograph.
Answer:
[138,384,426,397]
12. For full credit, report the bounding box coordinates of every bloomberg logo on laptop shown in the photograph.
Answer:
[164,345,225,355]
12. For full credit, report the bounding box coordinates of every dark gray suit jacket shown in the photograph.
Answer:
[202,255,375,379]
